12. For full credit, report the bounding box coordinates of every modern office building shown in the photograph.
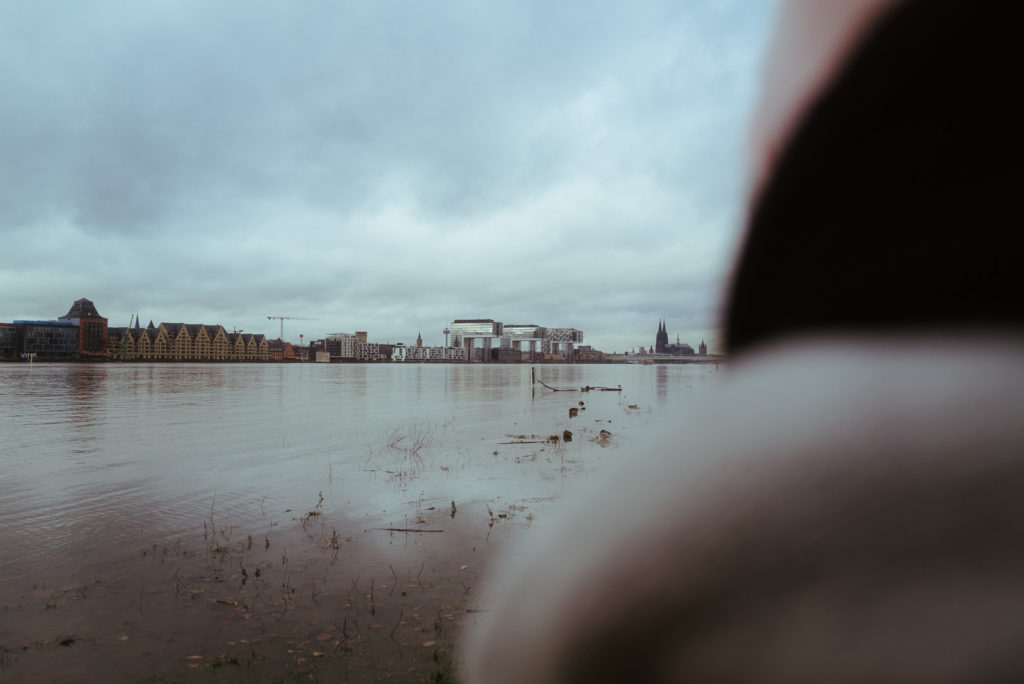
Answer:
[503,324,545,359]
[451,319,503,362]
[0,323,16,360]
[448,318,583,362]
[451,319,501,343]
[15,321,79,359]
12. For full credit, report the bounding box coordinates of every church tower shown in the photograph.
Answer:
[655,320,669,354]
[416,332,423,347]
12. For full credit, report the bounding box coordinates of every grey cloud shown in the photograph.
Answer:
[1,0,778,351]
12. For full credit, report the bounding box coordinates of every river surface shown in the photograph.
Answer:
[0,361,716,681]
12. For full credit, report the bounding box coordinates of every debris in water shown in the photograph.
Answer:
[562,430,573,442]
[569,407,578,418]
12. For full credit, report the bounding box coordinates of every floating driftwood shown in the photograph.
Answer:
[376,528,445,533]
[532,367,622,393]
[531,366,576,391]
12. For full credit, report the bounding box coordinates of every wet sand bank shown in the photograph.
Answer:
[1,497,530,682]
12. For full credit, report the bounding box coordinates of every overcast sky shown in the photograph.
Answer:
[1,0,777,353]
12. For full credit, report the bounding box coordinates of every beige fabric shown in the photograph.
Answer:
[465,336,1024,682]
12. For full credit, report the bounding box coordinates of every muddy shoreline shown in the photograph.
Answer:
[1,496,533,682]
[0,421,597,682]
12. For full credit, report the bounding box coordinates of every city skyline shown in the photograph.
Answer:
[0,1,778,354]
[3,297,708,356]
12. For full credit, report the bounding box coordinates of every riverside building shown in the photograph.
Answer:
[3,298,108,360]
[450,319,583,362]
[0,298,271,361]
[107,320,269,361]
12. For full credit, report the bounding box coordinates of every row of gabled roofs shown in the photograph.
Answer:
[108,320,269,344]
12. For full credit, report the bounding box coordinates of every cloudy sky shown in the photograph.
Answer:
[1,0,777,354]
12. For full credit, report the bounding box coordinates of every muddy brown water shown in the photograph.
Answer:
[0,362,714,682]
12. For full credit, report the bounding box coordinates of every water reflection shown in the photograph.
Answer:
[349,364,368,396]
[656,364,669,399]
[69,364,107,454]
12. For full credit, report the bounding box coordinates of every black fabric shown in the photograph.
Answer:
[724,0,1023,355]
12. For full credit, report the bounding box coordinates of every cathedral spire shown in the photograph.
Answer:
[656,319,669,354]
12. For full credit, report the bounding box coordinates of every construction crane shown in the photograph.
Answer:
[266,316,318,341]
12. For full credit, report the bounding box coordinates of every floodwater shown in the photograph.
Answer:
[0,361,716,682]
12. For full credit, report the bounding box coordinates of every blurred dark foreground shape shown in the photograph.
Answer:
[465,0,1024,681]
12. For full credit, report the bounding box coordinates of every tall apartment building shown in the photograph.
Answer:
[326,333,359,359]
[392,345,466,362]
[355,342,380,361]
[545,327,583,351]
